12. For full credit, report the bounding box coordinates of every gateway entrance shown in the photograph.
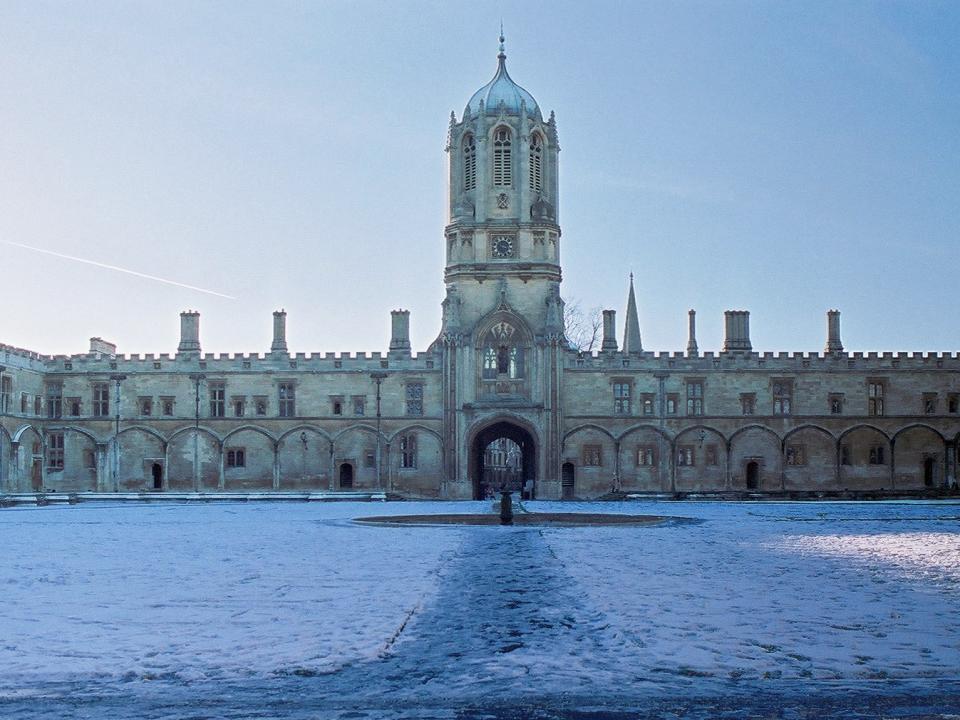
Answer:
[471,421,536,500]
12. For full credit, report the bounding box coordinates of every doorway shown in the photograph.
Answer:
[923,457,935,488]
[339,463,354,489]
[471,420,536,500]
[31,458,42,491]
[152,463,163,490]
[746,461,759,490]
[561,462,575,500]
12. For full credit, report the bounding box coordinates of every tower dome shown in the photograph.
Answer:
[465,33,539,117]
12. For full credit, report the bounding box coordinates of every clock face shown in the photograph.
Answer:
[492,235,515,258]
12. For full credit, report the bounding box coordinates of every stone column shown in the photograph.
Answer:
[613,439,622,493]
[385,443,392,493]
[273,442,280,490]
[725,443,732,491]
[10,441,20,493]
[192,429,200,493]
[95,442,108,492]
[161,442,169,491]
[945,441,956,487]
[328,445,335,491]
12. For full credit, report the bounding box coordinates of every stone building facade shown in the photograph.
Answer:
[1,38,958,499]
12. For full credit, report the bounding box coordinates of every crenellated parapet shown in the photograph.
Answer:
[567,348,960,372]
[0,343,50,371]
[41,349,440,374]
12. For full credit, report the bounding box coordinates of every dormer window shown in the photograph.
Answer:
[529,132,543,192]
[493,127,512,186]
[462,134,476,191]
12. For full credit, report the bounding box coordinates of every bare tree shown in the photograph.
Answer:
[563,298,603,352]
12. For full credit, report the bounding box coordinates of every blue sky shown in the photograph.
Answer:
[1,1,957,355]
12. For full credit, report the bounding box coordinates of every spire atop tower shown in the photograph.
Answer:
[499,23,505,60]
[622,274,643,353]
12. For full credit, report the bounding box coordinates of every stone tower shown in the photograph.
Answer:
[444,33,561,333]
[439,34,565,499]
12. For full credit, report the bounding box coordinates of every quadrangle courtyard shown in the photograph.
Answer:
[0,499,958,719]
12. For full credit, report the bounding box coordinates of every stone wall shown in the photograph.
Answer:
[1,340,958,499]
[558,350,960,498]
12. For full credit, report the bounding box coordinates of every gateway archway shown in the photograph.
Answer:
[470,420,536,500]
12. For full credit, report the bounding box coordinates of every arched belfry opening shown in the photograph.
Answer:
[470,420,536,500]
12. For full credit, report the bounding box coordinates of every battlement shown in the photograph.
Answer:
[41,349,440,374]
[568,348,960,372]
[0,343,51,371]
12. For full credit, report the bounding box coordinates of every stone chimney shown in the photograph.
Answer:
[271,309,288,354]
[89,337,117,356]
[723,310,752,352]
[686,310,699,357]
[825,309,843,353]
[178,310,201,353]
[601,310,618,351]
[390,310,411,354]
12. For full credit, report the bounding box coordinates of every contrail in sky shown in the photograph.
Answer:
[2,240,236,300]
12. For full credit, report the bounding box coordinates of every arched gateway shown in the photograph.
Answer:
[469,420,537,500]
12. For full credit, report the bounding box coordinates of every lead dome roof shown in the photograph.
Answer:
[466,35,539,117]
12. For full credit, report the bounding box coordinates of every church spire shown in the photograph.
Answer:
[622,273,643,353]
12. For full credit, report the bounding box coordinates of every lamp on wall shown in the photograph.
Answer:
[109,374,127,492]
[0,365,6,414]
[370,372,388,491]
[188,373,205,491]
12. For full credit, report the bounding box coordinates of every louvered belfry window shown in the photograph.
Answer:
[493,127,512,186]
[529,133,543,192]
[462,134,476,190]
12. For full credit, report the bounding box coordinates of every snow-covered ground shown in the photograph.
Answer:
[0,500,958,718]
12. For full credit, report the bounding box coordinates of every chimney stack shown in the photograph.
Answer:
[271,309,288,354]
[89,337,117,356]
[178,310,201,353]
[723,310,751,352]
[686,310,699,356]
[601,310,618,351]
[825,309,843,353]
[390,310,411,354]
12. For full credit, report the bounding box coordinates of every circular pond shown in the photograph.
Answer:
[354,512,679,527]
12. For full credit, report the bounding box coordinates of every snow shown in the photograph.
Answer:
[540,501,960,687]
[0,499,958,717]
[0,501,472,684]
